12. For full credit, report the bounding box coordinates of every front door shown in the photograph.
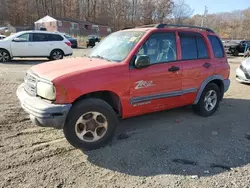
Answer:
[11,33,34,57]
[129,32,183,116]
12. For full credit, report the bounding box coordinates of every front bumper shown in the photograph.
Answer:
[236,67,250,83]
[16,83,72,129]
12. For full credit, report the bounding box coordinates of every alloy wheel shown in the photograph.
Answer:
[204,90,217,111]
[0,51,10,62]
[75,111,108,142]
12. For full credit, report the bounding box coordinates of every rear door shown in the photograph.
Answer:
[180,32,215,105]
[31,33,50,56]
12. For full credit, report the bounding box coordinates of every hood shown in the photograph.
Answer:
[242,57,250,69]
[30,57,115,81]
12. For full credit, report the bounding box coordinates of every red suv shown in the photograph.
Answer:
[17,24,230,150]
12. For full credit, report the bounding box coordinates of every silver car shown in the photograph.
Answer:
[236,57,250,83]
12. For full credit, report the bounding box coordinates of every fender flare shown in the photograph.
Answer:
[193,75,225,105]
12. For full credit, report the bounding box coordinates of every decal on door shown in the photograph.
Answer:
[135,80,154,90]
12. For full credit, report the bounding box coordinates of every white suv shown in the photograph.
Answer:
[0,31,73,62]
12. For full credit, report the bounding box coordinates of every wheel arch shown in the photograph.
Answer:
[50,48,65,56]
[0,48,11,57]
[72,90,123,117]
[194,75,225,104]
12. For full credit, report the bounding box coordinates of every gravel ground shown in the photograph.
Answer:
[0,50,250,188]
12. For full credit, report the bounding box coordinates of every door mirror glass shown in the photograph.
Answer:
[135,55,150,69]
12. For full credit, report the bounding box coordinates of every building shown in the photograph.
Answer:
[34,15,112,37]
[0,24,33,35]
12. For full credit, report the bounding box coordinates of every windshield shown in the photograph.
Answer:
[89,31,145,62]
[3,32,21,41]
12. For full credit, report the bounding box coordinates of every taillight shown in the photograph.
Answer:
[65,42,71,47]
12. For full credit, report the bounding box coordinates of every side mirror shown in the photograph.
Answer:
[135,55,150,69]
[13,38,24,42]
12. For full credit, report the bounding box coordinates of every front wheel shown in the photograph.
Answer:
[63,98,118,151]
[0,49,11,63]
[193,83,221,117]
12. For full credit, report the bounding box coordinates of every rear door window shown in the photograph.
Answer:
[208,35,224,58]
[33,33,48,42]
[180,32,208,60]
[48,34,64,41]
[180,35,197,60]
[196,36,208,58]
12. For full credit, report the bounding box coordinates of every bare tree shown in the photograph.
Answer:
[1,0,250,39]
[172,0,193,24]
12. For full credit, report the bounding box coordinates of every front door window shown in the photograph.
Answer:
[137,32,177,64]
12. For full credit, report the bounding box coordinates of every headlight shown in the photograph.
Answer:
[37,82,56,100]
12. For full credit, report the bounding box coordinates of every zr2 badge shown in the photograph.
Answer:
[135,80,154,90]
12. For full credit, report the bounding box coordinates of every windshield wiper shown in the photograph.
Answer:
[89,55,111,62]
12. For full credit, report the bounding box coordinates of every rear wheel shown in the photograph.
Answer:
[233,49,239,56]
[50,50,64,60]
[193,83,221,117]
[63,98,118,150]
[0,49,10,63]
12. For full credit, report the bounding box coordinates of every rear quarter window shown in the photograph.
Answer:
[48,34,64,41]
[208,35,224,58]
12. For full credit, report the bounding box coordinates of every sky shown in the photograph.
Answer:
[185,0,249,15]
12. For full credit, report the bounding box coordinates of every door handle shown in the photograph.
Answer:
[203,62,211,68]
[168,66,180,72]
[28,44,33,46]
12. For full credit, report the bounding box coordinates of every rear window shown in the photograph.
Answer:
[208,35,224,58]
[48,34,64,41]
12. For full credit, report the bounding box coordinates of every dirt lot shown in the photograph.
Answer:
[0,50,250,188]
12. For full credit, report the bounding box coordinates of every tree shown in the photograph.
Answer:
[172,0,193,24]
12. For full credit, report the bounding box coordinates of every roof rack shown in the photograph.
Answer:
[120,27,134,30]
[131,23,215,33]
[156,24,215,33]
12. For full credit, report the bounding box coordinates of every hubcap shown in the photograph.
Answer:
[75,112,108,142]
[53,51,62,60]
[0,52,9,62]
[204,90,217,111]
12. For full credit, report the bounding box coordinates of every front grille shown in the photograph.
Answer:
[240,65,250,79]
[24,72,37,96]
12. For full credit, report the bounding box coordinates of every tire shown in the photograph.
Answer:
[63,98,118,151]
[0,49,11,63]
[233,49,239,56]
[192,83,221,117]
[50,49,64,60]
